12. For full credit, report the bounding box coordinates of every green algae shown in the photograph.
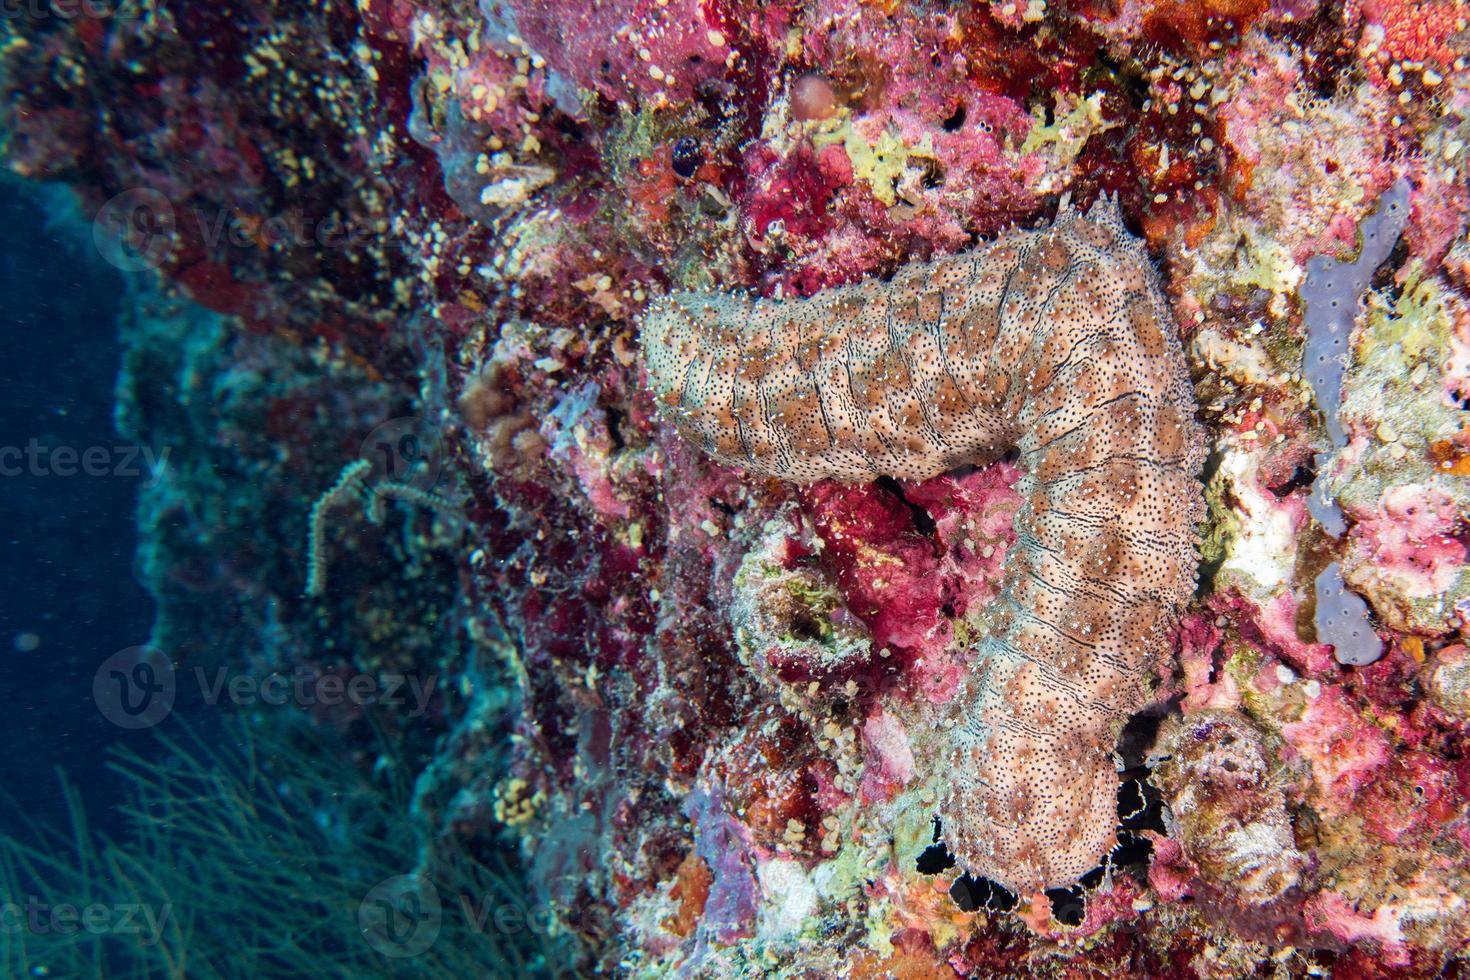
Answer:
[1360,260,1449,363]
[1199,465,1242,570]
[1018,91,1113,159]
[814,121,935,208]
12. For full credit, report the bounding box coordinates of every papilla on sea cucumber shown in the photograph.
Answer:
[640,197,1207,894]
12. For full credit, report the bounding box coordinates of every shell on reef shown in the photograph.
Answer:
[1428,645,1470,721]
[1152,712,1305,906]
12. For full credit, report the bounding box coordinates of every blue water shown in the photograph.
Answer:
[0,182,161,834]
[0,180,558,978]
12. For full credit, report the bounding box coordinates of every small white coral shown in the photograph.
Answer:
[756,859,818,939]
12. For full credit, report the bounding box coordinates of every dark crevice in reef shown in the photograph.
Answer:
[1045,885,1086,926]
[916,842,956,875]
[950,873,1018,914]
[1119,775,1167,835]
[789,603,831,643]
[876,475,937,536]
[1110,831,1156,869]
[1193,449,1228,593]
[1276,0,1359,100]
[917,816,957,874]
[1089,49,1149,111]
[1116,704,1169,770]
[919,819,1018,912]
[605,406,626,452]
[1117,776,1150,824]
[922,772,1163,923]
[1372,228,1411,293]
[1271,458,1318,499]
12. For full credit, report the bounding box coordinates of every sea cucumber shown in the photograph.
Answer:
[641,198,1206,893]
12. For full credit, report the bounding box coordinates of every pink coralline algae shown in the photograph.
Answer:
[14,0,1470,975]
[1356,0,1466,87]
[1348,484,1468,608]
[484,0,744,110]
[1281,685,1394,813]
[859,710,915,804]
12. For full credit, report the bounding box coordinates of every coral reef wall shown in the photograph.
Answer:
[9,0,1470,975]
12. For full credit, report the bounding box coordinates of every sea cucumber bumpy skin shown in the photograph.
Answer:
[642,198,1206,892]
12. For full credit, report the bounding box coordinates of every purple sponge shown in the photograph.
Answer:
[1301,180,1410,536]
[1315,561,1384,666]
